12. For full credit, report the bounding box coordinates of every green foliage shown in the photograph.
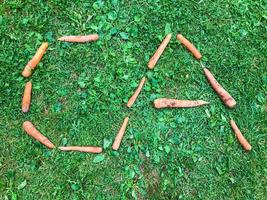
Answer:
[0,0,266,199]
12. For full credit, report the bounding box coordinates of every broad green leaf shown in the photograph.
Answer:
[93,154,105,163]
[120,32,128,40]
[17,180,27,190]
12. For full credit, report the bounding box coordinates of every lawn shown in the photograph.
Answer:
[0,0,266,199]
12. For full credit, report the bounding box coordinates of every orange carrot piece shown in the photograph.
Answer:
[112,116,129,150]
[176,34,202,60]
[22,81,32,113]
[148,33,172,69]
[22,42,48,77]
[59,146,103,153]
[154,98,209,108]
[58,34,99,43]
[230,119,252,151]
[127,77,146,108]
[202,66,236,108]
[22,121,55,149]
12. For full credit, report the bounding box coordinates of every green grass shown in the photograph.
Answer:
[0,0,266,199]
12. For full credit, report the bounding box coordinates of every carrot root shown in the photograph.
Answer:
[230,119,252,151]
[203,67,236,108]
[112,116,129,150]
[22,81,32,113]
[59,146,103,153]
[22,42,48,77]
[22,121,55,149]
[176,34,202,60]
[148,33,172,69]
[127,77,146,108]
[58,34,99,43]
[154,98,209,108]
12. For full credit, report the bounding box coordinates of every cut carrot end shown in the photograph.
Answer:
[22,107,29,113]
[22,67,32,77]
[226,99,237,109]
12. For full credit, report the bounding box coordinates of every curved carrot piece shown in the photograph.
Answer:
[148,33,172,69]
[58,34,99,42]
[230,119,252,151]
[22,42,48,77]
[154,98,209,108]
[22,81,32,113]
[23,121,55,149]
[127,77,146,108]
[176,34,202,60]
[203,67,236,108]
[112,116,129,150]
[59,146,102,153]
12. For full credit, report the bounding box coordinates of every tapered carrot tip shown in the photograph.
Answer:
[22,81,32,113]
[148,33,172,69]
[126,77,146,108]
[230,119,252,151]
[112,116,129,150]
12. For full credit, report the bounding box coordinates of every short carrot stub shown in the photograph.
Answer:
[230,119,252,151]
[22,42,49,77]
[176,34,202,60]
[22,81,32,113]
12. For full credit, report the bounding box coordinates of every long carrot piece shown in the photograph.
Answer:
[201,63,236,108]
[59,146,103,153]
[22,42,48,78]
[112,117,129,150]
[154,98,209,108]
[22,81,32,113]
[148,33,172,69]
[230,119,252,151]
[23,121,55,149]
[127,77,146,108]
[58,34,99,42]
[176,34,202,60]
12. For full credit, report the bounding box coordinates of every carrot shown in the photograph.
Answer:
[59,146,102,153]
[127,77,146,108]
[230,119,252,151]
[176,34,202,60]
[22,42,48,78]
[201,63,236,108]
[22,121,55,149]
[58,34,99,43]
[148,33,172,69]
[22,81,32,113]
[154,98,209,108]
[112,116,129,150]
